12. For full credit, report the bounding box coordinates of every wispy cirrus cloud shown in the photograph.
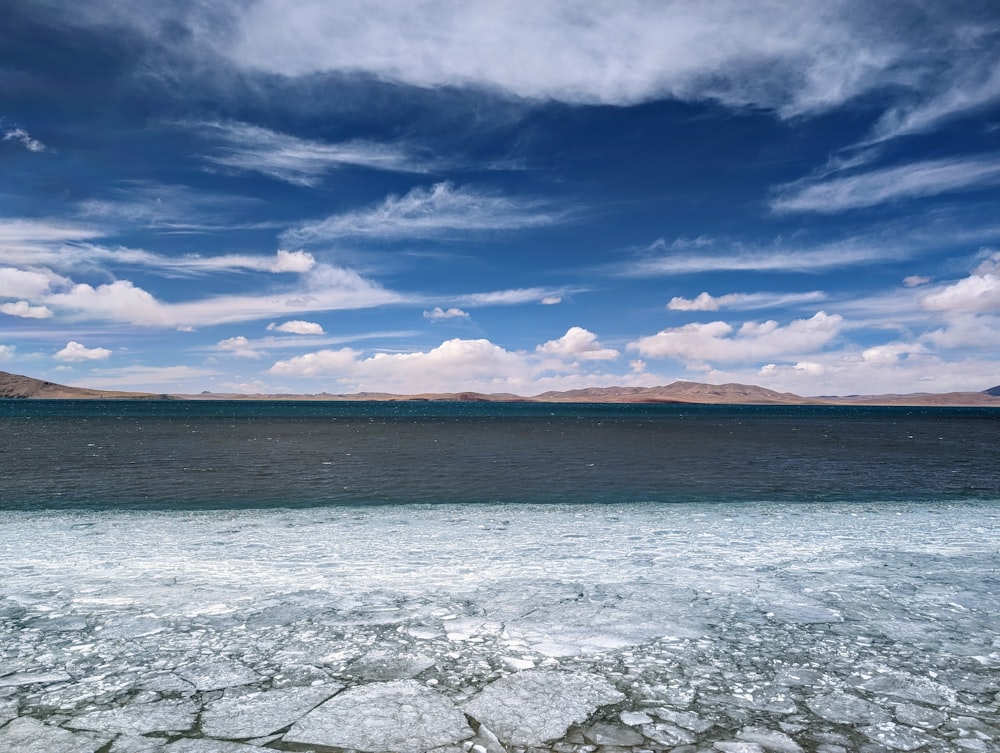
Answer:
[77,181,277,233]
[194,121,433,186]
[282,182,567,244]
[219,1,927,118]
[871,35,1000,142]
[453,287,572,307]
[618,236,903,277]
[2,125,46,152]
[667,291,826,312]
[771,155,1000,214]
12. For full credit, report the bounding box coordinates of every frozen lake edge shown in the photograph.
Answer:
[1,500,998,752]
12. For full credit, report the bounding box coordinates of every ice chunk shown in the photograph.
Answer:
[285,680,472,753]
[806,691,890,725]
[0,698,17,726]
[736,726,803,753]
[161,740,265,752]
[462,670,624,746]
[109,736,166,753]
[347,650,436,681]
[582,721,645,745]
[859,721,935,751]
[201,684,340,739]
[0,717,112,753]
[714,742,765,753]
[893,702,946,729]
[857,670,956,706]
[652,707,716,733]
[65,697,199,735]
[175,660,259,691]
[620,710,654,725]
[640,722,697,746]
[0,670,72,687]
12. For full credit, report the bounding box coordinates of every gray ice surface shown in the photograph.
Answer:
[1,500,998,752]
[200,683,338,738]
[463,670,624,745]
[285,679,473,752]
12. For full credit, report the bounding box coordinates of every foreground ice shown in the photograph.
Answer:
[0,501,998,752]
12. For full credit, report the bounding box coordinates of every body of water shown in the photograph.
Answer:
[0,401,998,752]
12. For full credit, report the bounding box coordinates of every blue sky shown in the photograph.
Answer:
[2,1,999,396]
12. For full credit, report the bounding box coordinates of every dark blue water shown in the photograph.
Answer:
[1,400,998,509]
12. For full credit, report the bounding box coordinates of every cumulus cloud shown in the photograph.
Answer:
[920,251,1000,314]
[536,327,618,361]
[0,344,15,359]
[282,182,564,244]
[423,307,470,320]
[195,121,431,186]
[2,126,45,152]
[55,341,112,361]
[903,275,931,287]
[771,156,1000,214]
[268,332,634,394]
[267,319,326,334]
[0,300,53,318]
[667,290,825,311]
[216,335,264,358]
[0,266,68,298]
[630,312,843,365]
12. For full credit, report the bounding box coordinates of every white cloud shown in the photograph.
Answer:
[0,344,15,359]
[423,307,469,320]
[37,262,400,328]
[282,182,564,244]
[267,319,325,334]
[620,236,902,277]
[268,332,637,394]
[46,280,169,326]
[536,327,618,361]
[455,287,571,307]
[667,290,825,311]
[872,49,1000,141]
[771,155,1000,214]
[216,335,264,358]
[221,1,927,117]
[0,300,53,318]
[195,121,430,186]
[920,251,1000,314]
[0,267,68,298]
[903,275,930,288]
[2,126,45,152]
[0,218,102,246]
[923,314,1000,350]
[55,341,112,361]
[629,312,843,365]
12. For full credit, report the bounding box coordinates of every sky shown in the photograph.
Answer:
[2,1,999,397]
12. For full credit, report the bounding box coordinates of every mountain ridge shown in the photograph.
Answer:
[3,370,1000,406]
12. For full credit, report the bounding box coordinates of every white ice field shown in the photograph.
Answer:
[0,501,997,753]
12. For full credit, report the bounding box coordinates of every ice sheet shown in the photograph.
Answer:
[0,501,998,752]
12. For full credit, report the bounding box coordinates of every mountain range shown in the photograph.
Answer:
[3,371,1000,406]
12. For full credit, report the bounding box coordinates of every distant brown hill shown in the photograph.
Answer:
[3,370,1000,406]
[0,371,164,400]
